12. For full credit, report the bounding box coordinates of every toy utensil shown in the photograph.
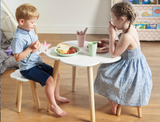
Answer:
[83,27,88,35]
[80,31,83,35]
[76,31,79,35]
[27,53,32,62]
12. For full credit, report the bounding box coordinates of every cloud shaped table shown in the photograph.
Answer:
[46,40,121,122]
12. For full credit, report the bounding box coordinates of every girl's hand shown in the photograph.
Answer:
[108,21,117,39]
[100,38,109,44]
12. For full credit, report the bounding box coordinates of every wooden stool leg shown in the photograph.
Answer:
[72,66,76,92]
[137,106,142,118]
[30,81,36,101]
[30,80,41,110]
[16,81,18,104]
[17,81,23,113]
[117,104,122,116]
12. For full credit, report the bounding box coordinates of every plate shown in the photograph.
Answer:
[97,47,109,53]
[55,46,80,57]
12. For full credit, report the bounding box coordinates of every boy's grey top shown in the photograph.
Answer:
[11,27,44,71]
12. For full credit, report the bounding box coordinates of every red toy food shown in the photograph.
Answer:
[64,47,77,54]
[98,42,103,47]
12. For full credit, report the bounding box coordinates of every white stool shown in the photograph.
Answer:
[10,69,41,112]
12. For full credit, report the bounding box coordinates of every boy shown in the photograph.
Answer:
[11,3,69,117]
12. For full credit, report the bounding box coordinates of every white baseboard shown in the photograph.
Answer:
[36,26,109,34]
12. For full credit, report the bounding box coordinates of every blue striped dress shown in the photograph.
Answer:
[94,33,152,106]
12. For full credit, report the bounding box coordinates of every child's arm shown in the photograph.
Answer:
[100,38,119,46]
[14,41,37,61]
[14,48,32,62]
[108,21,117,57]
[108,22,131,58]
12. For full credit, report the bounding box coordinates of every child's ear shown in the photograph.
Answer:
[19,19,25,25]
[120,16,125,23]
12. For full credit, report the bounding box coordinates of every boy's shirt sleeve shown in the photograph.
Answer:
[11,37,26,54]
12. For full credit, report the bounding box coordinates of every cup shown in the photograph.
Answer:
[77,34,85,47]
[88,42,97,57]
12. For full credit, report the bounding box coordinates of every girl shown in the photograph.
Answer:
[94,1,152,115]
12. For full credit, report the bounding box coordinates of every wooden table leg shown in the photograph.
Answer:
[47,60,60,112]
[72,66,76,92]
[87,66,95,122]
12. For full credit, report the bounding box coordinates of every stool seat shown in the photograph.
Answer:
[10,69,29,82]
[10,69,41,112]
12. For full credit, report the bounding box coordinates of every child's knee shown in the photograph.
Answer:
[46,76,54,85]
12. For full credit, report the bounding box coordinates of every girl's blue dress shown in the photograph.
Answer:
[94,33,152,106]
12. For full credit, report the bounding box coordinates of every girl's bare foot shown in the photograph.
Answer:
[108,99,114,114]
[50,104,67,117]
[112,102,118,115]
[108,99,118,115]
[55,96,70,103]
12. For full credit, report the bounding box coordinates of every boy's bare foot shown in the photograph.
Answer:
[50,104,67,117]
[55,96,70,103]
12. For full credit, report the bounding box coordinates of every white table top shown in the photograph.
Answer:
[46,40,121,67]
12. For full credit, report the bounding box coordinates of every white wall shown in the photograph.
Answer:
[4,0,111,34]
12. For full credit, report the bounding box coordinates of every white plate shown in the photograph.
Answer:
[55,46,80,57]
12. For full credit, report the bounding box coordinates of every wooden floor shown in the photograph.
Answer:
[1,34,160,122]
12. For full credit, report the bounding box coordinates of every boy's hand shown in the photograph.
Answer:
[108,21,117,39]
[29,41,36,50]
[32,40,41,53]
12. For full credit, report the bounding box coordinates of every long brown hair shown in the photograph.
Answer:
[111,1,136,33]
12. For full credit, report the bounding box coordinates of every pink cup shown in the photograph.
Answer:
[77,34,85,47]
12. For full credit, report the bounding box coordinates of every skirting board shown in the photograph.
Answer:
[36,26,109,34]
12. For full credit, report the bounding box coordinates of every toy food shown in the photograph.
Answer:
[97,41,103,47]
[57,43,77,54]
